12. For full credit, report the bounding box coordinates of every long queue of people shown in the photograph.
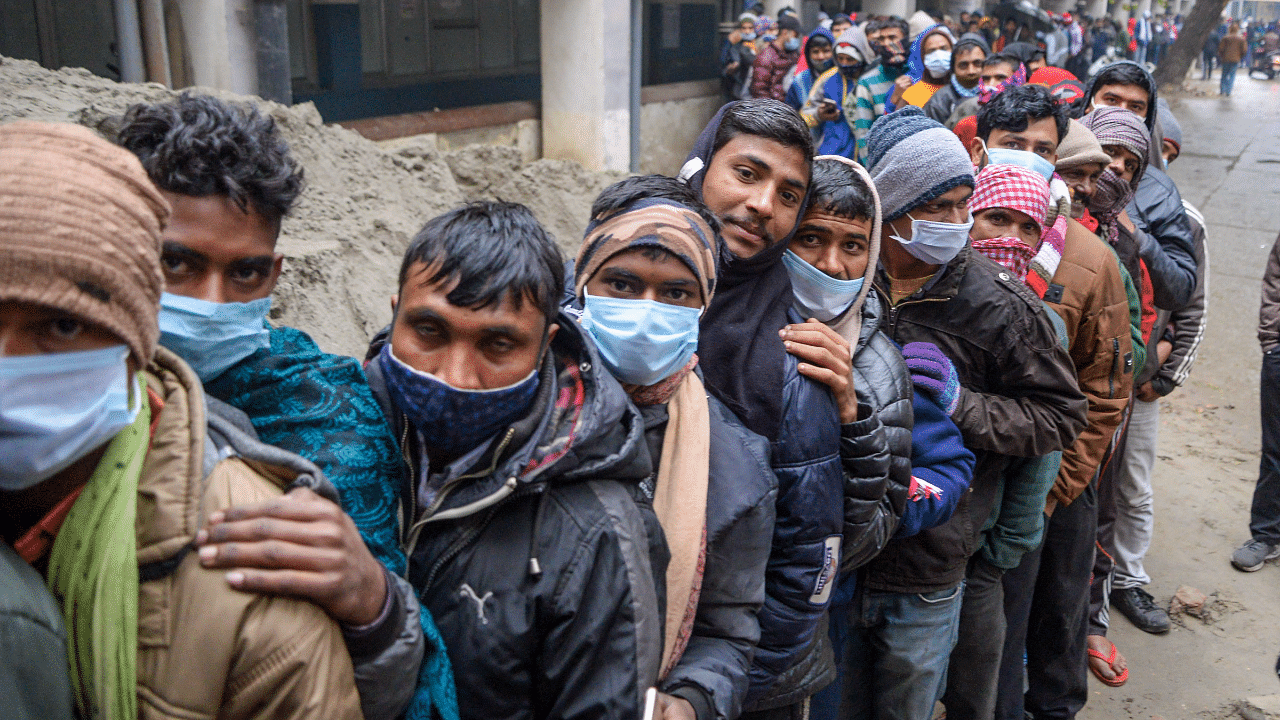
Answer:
[0,31,1210,720]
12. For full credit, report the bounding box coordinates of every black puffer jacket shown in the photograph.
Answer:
[746,309,892,711]
[642,391,777,720]
[367,315,666,720]
[863,246,1088,593]
[848,292,913,517]
[1128,165,1197,312]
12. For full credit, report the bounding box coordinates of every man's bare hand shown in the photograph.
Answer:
[1136,381,1161,402]
[817,100,841,121]
[890,74,913,106]
[656,693,697,720]
[781,320,860,423]
[195,486,387,627]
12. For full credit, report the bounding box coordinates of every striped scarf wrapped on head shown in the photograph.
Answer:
[1079,106,1150,247]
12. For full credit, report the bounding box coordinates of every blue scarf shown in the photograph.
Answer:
[952,74,979,98]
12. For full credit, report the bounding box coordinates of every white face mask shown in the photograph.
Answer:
[782,249,865,322]
[0,345,141,490]
[924,49,952,79]
[888,213,974,266]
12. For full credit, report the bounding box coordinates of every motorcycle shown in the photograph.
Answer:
[1250,49,1280,79]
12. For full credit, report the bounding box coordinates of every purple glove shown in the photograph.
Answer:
[902,342,962,416]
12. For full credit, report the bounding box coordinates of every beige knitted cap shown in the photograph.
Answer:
[0,121,170,364]
[1055,118,1113,170]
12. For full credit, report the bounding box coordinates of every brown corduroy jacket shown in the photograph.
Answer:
[1043,218,1135,512]
[135,348,362,720]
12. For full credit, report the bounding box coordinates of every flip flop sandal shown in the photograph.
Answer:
[1087,639,1130,687]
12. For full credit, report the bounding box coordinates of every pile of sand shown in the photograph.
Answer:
[0,56,625,357]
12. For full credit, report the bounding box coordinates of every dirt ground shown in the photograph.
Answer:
[1076,70,1280,719]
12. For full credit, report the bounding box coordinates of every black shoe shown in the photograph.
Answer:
[1111,586,1171,634]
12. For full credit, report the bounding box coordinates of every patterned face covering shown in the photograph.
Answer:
[978,63,1028,104]
[377,343,541,456]
[970,236,1037,279]
[1085,168,1135,245]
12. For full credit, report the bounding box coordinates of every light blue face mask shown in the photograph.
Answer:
[983,141,1058,182]
[579,293,701,387]
[159,292,272,382]
[782,249,865,322]
[0,345,140,490]
[784,36,802,51]
[888,213,975,266]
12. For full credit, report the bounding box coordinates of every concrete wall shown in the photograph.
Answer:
[639,80,722,175]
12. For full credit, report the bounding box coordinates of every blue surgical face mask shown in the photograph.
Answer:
[982,140,1058,182]
[378,343,541,456]
[784,36,802,51]
[0,345,141,490]
[579,293,701,387]
[742,31,757,41]
[159,292,272,382]
[924,49,952,78]
[782,249,865,322]
[888,213,975,266]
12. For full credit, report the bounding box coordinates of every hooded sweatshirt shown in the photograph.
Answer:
[799,26,878,159]
[787,28,837,110]
[902,25,957,108]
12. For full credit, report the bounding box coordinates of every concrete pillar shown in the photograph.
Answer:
[174,0,258,95]
[540,0,632,172]
[1086,0,1108,20]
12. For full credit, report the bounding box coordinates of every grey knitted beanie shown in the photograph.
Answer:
[866,106,975,222]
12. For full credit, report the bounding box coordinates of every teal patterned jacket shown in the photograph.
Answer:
[204,325,458,720]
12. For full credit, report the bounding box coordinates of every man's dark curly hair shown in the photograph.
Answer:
[115,92,304,227]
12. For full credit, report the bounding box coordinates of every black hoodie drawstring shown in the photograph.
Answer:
[528,489,548,579]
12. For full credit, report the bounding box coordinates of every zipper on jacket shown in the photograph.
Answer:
[419,483,543,594]
[1109,338,1120,399]
[880,290,948,341]
[402,427,519,562]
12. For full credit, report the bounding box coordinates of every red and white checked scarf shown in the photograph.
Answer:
[971,236,1037,280]
[970,163,1051,231]
[968,163,1053,287]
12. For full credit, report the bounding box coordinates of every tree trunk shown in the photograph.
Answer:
[1153,0,1231,89]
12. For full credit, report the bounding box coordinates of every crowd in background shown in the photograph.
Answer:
[11,4,1280,720]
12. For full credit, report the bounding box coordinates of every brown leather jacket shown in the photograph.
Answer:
[136,348,362,720]
[1043,219,1135,511]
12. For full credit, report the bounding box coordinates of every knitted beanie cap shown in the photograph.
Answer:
[867,106,975,222]
[1055,118,1113,170]
[0,121,170,365]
